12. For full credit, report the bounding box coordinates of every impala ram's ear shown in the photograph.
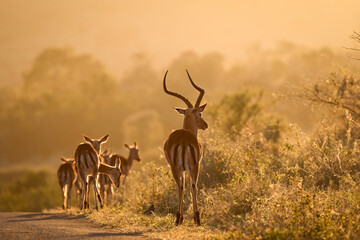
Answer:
[197,103,207,112]
[60,157,67,162]
[83,135,92,143]
[174,107,186,115]
[100,134,109,143]
[124,144,130,149]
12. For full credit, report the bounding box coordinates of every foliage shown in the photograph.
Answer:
[76,112,360,239]
[298,71,360,120]
[2,45,360,239]
[208,90,264,140]
[0,169,61,211]
[1,45,360,164]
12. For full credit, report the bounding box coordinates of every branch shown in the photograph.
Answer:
[302,92,360,119]
[343,46,360,52]
[348,56,360,61]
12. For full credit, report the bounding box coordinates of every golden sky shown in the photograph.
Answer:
[1,0,359,84]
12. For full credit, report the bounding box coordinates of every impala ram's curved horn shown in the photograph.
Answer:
[163,70,193,108]
[186,69,205,108]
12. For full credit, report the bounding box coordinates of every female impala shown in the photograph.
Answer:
[57,157,77,210]
[75,134,121,210]
[163,70,208,226]
[120,142,141,184]
[98,143,140,204]
[99,151,120,205]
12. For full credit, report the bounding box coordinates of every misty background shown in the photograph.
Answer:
[1,0,360,86]
[1,0,360,214]
[1,0,360,166]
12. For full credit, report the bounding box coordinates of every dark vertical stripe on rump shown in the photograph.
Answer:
[84,153,89,168]
[70,170,75,181]
[189,145,197,164]
[181,143,186,170]
[78,158,82,169]
[89,152,97,167]
[173,144,180,165]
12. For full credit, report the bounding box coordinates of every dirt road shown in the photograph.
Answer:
[0,212,152,239]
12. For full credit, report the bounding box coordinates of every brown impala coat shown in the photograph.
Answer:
[75,142,102,210]
[162,70,208,226]
[57,158,78,210]
[98,152,120,205]
[164,129,202,173]
[119,143,141,184]
[75,134,121,210]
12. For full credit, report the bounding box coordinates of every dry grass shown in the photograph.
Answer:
[44,72,360,239]
[47,207,222,239]
[47,115,360,239]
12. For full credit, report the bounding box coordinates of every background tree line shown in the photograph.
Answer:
[1,43,360,167]
[3,42,360,238]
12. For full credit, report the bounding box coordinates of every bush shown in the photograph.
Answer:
[0,169,62,211]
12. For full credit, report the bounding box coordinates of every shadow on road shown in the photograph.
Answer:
[1,212,153,239]
[9,213,85,222]
[85,232,145,238]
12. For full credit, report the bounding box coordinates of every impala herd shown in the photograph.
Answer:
[57,70,207,226]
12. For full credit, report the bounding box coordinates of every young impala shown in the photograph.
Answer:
[57,157,78,210]
[98,143,140,203]
[163,70,208,226]
[120,142,141,184]
[75,134,121,210]
[98,151,121,205]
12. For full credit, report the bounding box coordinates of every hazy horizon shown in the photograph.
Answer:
[1,0,360,86]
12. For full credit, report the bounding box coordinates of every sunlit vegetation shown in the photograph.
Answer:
[0,169,61,211]
[2,43,360,238]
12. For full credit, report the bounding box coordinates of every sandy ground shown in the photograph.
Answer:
[0,212,154,240]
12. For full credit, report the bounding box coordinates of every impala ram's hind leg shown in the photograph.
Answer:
[190,178,200,225]
[189,166,201,226]
[167,145,185,226]
[174,170,185,226]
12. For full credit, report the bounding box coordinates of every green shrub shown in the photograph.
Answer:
[0,169,62,211]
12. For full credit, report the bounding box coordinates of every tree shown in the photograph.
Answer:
[0,48,122,163]
[345,31,360,60]
[208,90,264,139]
[297,71,360,120]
